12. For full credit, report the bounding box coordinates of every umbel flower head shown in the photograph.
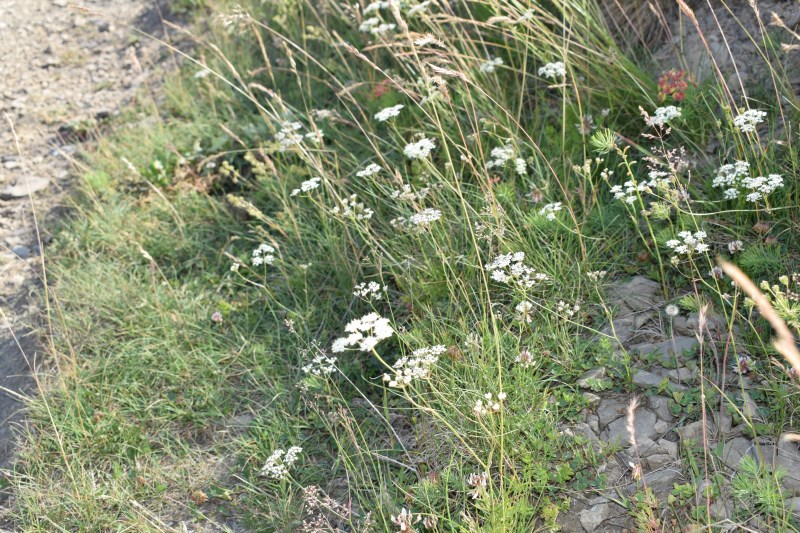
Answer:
[332,312,394,353]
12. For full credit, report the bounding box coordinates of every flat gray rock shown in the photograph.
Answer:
[0,176,50,199]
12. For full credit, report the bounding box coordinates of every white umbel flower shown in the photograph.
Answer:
[733,109,766,133]
[403,137,436,159]
[374,104,404,122]
[538,61,566,79]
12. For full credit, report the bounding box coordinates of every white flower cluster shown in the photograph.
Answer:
[733,109,766,133]
[331,194,374,220]
[391,508,420,532]
[539,202,562,221]
[479,56,503,73]
[260,446,302,480]
[728,240,744,254]
[556,300,580,320]
[515,300,534,323]
[301,346,337,376]
[332,312,393,353]
[390,183,431,201]
[666,230,709,259]
[610,169,674,205]
[252,243,276,266]
[485,251,548,288]
[403,137,436,159]
[290,177,321,196]
[712,160,783,202]
[586,270,607,281]
[485,144,527,175]
[275,121,303,151]
[375,104,404,122]
[515,348,534,368]
[473,392,506,416]
[353,281,384,301]
[275,122,324,152]
[363,0,390,14]
[390,208,442,230]
[382,345,445,387]
[538,61,566,79]
[467,471,489,499]
[359,17,396,34]
[356,163,382,178]
[646,106,681,128]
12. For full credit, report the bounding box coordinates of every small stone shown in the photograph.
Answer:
[709,499,733,520]
[641,467,682,493]
[633,369,687,391]
[577,367,606,388]
[0,177,50,199]
[646,453,675,470]
[606,408,657,444]
[586,413,600,435]
[787,497,800,517]
[657,438,679,459]
[721,437,753,468]
[667,366,697,382]
[11,245,30,259]
[648,396,673,421]
[678,421,705,444]
[579,503,613,531]
[583,392,601,407]
[597,398,628,427]
[654,420,671,435]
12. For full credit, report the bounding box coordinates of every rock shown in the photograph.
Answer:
[646,453,675,470]
[648,396,674,422]
[641,467,682,494]
[578,367,606,388]
[597,398,627,427]
[678,421,705,444]
[787,497,800,517]
[11,245,30,259]
[606,408,657,444]
[583,392,601,407]
[777,436,800,494]
[657,438,679,459]
[632,369,669,389]
[709,499,733,521]
[667,366,697,382]
[615,276,662,312]
[654,419,671,435]
[721,437,753,468]
[579,502,614,531]
[630,337,698,364]
[0,177,50,199]
[586,413,600,434]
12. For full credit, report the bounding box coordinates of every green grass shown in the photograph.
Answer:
[6,0,800,531]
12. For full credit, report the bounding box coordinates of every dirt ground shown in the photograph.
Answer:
[0,0,170,470]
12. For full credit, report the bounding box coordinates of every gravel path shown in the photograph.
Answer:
[0,0,166,469]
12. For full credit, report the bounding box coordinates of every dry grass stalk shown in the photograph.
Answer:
[718,259,800,374]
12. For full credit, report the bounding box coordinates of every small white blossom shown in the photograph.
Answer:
[515,348,534,368]
[485,251,548,289]
[275,121,304,151]
[332,313,393,353]
[290,177,322,196]
[353,281,385,301]
[733,109,766,133]
[645,106,681,128]
[403,137,436,159]
[539,202,563,221]
[375,104,404,122]
[538,61,566,79]
[252,243,276,266]
[666,230,709,263]
[391,508,421,532]
[260,446,302,480]
[712,161,783,203]
[383,345,445,388]
[356,163,383,178]
[728,240,744,254]
[515,300,534,323]
[301,343,337,376]
[331,194,374,220]
[665,304,679,317]
[466,471,489,499]
[479,56,503,73]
